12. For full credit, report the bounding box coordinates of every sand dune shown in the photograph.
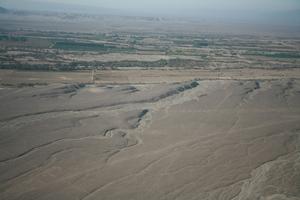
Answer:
[0,79,300,200]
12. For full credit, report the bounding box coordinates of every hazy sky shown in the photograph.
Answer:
[1,0,300,24]
[80,0,298,11]
[2,0,300,12]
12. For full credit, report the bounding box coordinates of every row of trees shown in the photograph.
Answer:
[0,58,206,71]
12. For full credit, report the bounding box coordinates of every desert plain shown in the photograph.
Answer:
[0,8,300,200]
[1,69,300,200]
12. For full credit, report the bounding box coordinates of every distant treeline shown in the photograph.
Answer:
[53,41,135,53]
[0,59,205,71]
[245,50,300,59]
[0,35,27,42]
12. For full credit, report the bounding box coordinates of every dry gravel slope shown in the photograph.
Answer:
[0,79,300,200]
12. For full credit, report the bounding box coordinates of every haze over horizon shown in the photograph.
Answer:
[1,0,300,25]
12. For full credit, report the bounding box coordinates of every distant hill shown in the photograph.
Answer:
[261,10,300,26]
[0,6,8,13]
[0,1,123,16]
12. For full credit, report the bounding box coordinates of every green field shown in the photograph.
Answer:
[245,50,300,59]
[0,35,27,42]
[53,41,135,53]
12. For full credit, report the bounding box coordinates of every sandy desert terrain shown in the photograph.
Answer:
[1,68,300,86]
[1,7,300,200]
[0,70,300,200]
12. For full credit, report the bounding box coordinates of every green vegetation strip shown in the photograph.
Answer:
[53,41,135,53]
[245,50,300,59]
[0,35,27,42]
